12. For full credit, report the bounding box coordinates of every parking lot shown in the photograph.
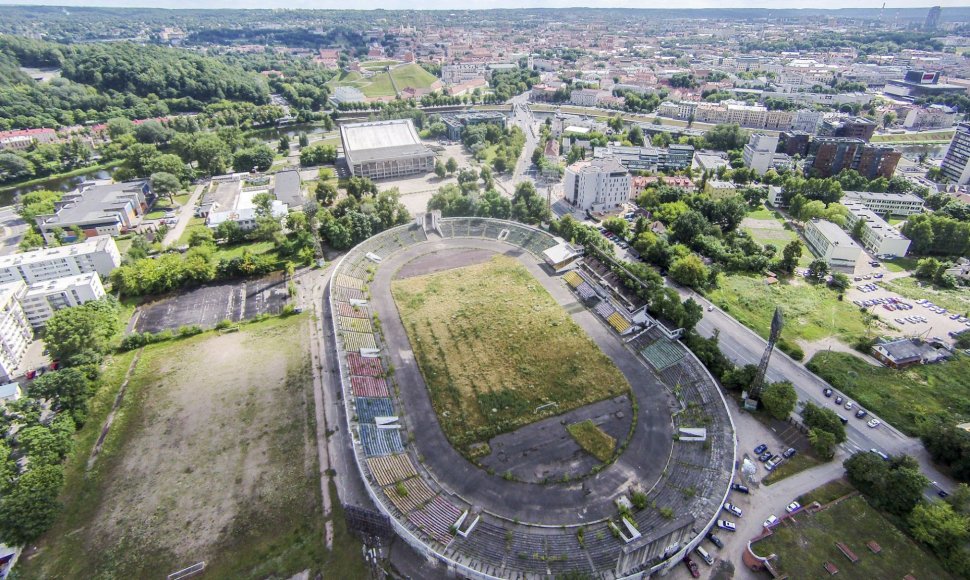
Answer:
[845,279,970,344]
[132,274,289,333]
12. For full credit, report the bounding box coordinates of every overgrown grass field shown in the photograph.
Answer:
[754,495,952,579]
[567,420,617,463]
[19,315,363,579]
[392,255,630,452]
[807,351,970,436]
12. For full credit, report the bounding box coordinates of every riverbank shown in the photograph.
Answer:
[0,160,122,198]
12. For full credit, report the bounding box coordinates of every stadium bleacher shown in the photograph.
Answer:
[360,424,405,457]
[351,376,391,398]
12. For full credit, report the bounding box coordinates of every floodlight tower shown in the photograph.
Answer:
[750,306,784,399]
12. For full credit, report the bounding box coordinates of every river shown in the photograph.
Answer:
[0,168,114,206]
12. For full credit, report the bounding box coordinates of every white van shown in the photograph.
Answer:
[695,545,714,565]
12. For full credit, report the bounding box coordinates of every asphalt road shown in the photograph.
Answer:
[674,284,956,496]
[0,206,28,255]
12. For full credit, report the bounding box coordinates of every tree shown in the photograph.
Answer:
[299,143,337,167]
[434,160,446,178]
[29,367,90,423]
[445,157,458,174]
[106,117,134,139]
[511,181,550,225]
[829,272,851,291]
[0,153,33,182]
[477,189,512,219]
[18,419,74,467]
[761,381,797,420]
[628,125,644,146]
[146,153,191,183]
[44,299,120,363]
[298,132,310,148]
[806,258,829,282]
[601,217,630,239]
[669,254,709,290]
[721,364,758,392]
[801,402,847,443]
[844,452,928,516]
[777,240,803,273]
[278,135,290,154]
[808,428,837,460]
[232,144,275,172]
[909,501,970,555]
[133,120,174,145]
[149,172,181,203]
[188,227,215,247]
[346,176,377,200]
[315,181,337,206]
[704,123,748,151]
[0,464,64,545]
[669,210,708,244]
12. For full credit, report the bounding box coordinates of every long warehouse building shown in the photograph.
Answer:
[340,119,435,179]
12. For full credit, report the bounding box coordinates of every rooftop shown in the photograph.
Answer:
[842,190,925,205]
[25,272,100,298]
[38,181,149,228]
[0,235,116,268]
[340,119,433,164]
[274,170,304,209]
[810,219,859,248]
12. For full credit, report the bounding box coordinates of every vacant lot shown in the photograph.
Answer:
[392,255,630,450]
[21,315,363,579]
[327,63,437,98]
[807,351,970,436]
[741,209,813,267]
[709,275,887,345]
[754,495,951,579]
[883,276,970,316]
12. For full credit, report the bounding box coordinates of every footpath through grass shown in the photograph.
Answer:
[20,315,363,579]
[754,495,952,579]
[807,351,970,436]
[392,255,631,452]
[709,275,879,344]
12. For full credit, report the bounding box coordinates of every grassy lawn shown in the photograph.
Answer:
[20,316,362,579]
[176,217,207,246]
[709,275,882,344]
[746,206,780,220]
[143,209,170,220]
[329,64,436,98]
[753,495,952,579]
[212,240,277,262]
[360,59,399,70]
[797,479,854,506]
[871,130,954,144]
[391,255,631,452]
[882,276,970,316]
[567,420,616,463]
[741,215,813,267]
[806,351,970,436]
[883,256,920,273]
[763,452,823,485]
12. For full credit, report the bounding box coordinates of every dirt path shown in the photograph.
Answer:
[797,337,883,366]
[86,350,142,471]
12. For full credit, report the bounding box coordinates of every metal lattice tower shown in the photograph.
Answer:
[750,306,784,399]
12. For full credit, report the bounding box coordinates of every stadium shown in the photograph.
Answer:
[327,214,736,579]
[339,119,436,179]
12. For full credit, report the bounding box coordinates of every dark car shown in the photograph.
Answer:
[855,409,868,419]
[754,444,768,455]
[823,388,833,397]
[782,447,797,459]
[835,395,844,404]
[939,489,951,498]
[731,483,750,494]
[684,556,700,578]
[759,452,773,462]
[707,532,724,549]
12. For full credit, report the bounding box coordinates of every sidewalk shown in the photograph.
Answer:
[162,183,205,247]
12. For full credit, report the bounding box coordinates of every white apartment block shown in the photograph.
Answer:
[441,63,485,84]
[842,201,912,258]
[563,158,631,213]
[903,104,957,131]
[0,235,121,285]
[743,133,780,175]
[0,281,31,383]
[569,88,610,107]
[804,219,862,268]
[21,272,106,328]
[792,110,823,133]
[841,191,924,217]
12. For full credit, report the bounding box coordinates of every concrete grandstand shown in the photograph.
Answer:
[327,216,736,578]
[339,119,435,179]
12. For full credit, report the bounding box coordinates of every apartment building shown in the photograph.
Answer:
[21,272,106,328]
[903,104,957,130]
[0,281,31,382]
[941,122,970,185]
[441,63,485,84]
[841,190,924,217]
[569,88,611,107]
[842,200,912,257]
[808,138,900,180]
[743,133,780,175]
[0,235,121,285]
[563,158,631,212]
[804,219,862,268]
[592,144,694,173]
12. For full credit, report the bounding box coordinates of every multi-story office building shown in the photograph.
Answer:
[0,235,121,285]
[563,158,631,212]
[592,144,694,173]
[442,112,507,140]
[35,181,152,243]
[21,272,107,328]
[804,219,862,268]
[842,191,924,217]
[742,133,780,175]
[842,201,912,257]
[808,138,900,179]
[819,116,877,142]
[0,281,31,382]
[941,122,970,185]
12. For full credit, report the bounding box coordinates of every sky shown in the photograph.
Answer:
[0,0,965,9]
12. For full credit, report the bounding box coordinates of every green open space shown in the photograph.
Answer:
[359,59,400,70]
[709,275,881,344]
[392,255,631,452]
[327,63,437,98]
[753,495,952,579]
[176,217,207,246]
[807,351,970,436]
[883,256,920,273]
[871,130,954,144]
[567,420,617,463]
[882,276,970,316]
[740,213,813,267]
[19,315,362,579]
[763,452,823,485]
[797,479,855,506]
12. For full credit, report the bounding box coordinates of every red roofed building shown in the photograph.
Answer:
[0,128,57,151]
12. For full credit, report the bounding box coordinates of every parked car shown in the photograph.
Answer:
[759,452,773,462]
[763,515,779,528]
[716,520,736,532]
[754,444,768,455]
[786,501,801,513]
[707,532,724,548]
[867,418,881,428]
[870,448,890,460]
[855,409,868,419]
[823,388,833,397]
[782,447,797,459]
[765,456,783,471]
[683,556,700,578]
[723,503,742,517]
[844,401,855,410]
[835,395,844,404]
[731,483,750,494]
